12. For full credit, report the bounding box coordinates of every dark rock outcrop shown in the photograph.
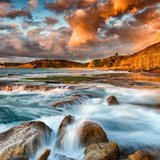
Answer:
[0,121,52,160]
[52,93,101,108]
[77,121,108,147]
[52,97,79,107]
[56,115,75,147]
[107,96,119,105]
[38,149,51,160]
[83,142,120,160]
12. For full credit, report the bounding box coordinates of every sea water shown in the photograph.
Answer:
[0,69,160,160]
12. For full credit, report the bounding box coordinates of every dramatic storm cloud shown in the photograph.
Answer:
[0,0,160,62]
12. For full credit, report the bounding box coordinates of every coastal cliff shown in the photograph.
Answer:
[119,42,160,71]
[17,42,160,72]
[88,42,160,72]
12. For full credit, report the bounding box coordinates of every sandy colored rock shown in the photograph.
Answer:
[83,142,119,160]
[38,149,51,160]
[107,96,119,105]
[77,121,108,147]
[128,150,154,160]
[0,121,52,160]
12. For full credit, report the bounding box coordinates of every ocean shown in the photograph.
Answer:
[0,68,160,160]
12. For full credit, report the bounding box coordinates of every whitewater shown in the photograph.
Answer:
[0,68,160,160]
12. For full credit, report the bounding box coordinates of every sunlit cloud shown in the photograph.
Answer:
[0,0,160,62]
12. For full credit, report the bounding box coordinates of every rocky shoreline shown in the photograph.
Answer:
[0,95,159,160]
[0,72,160,90]
[0,71,160,160]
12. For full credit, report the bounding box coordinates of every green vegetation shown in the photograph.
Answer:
[25,76,94,84]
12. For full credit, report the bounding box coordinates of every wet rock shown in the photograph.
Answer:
[126,150,154,160]
[8,156,29,160]
[131,103,160,109]
[0,121,52,160]
[77,121,108,147]
[83,142,119,160]
[52,97,79,107]
[73,93,102,99]
[0,84,55,92]
[54,154,76,160]
[52,93,101,108]
[56,115,75,147]
[23,85,54,91]
[107,96,119,105]
[38,149,51,160]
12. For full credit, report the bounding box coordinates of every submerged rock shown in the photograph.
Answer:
[107,96,119,105]
[0,121,52,160]
[56,115,75,147]
[54,154,76,160]
[8,156,29,160]
[83,142,119,160]
[52,97,79,107]
[73,93,102,99]
[77,121,108,147]
[125,150,154,160]
[38,149,51,160]
[52,93,101,108]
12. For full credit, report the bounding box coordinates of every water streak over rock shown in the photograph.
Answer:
[0,121,52,160]
[56,115,75,147]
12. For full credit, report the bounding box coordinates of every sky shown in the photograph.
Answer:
[0,0,160,62]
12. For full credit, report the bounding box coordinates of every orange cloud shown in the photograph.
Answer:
[65,0,160,47]
[28,0,38,11]
[0,2,11,17]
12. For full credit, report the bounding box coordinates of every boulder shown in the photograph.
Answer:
[107,96,119,105]
[56,115,75,147]
[83,142,119,160]
[77,121,108,147]
[127,150,154,160]
[0,121,52,160]
[38,149,51,160]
